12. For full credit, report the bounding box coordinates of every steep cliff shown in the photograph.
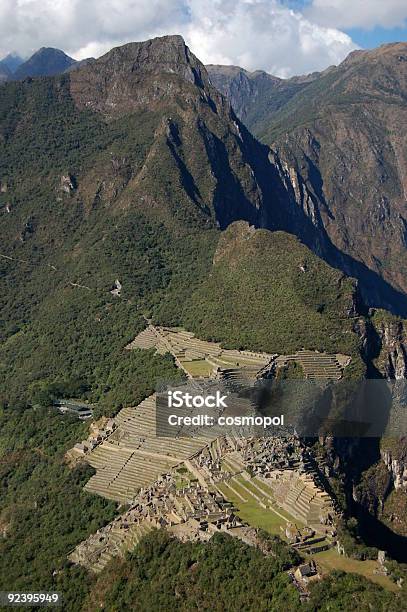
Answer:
[211,45,407,315]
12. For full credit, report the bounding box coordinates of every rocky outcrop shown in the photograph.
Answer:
[68,36,280,230]
[374,317,407,380]
[70,36,222,119]
[213,44,407,316]
[59,174,76,195]
[381,444,407,490]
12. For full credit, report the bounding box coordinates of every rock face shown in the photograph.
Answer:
[374,317,407,379]
[211,44,407,315]
[70,36,214,117]
[206,64,320,132]
[13,48,76,79]
[381,443,407,491]
[68,35,282,229]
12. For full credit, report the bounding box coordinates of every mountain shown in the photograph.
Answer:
[1,33,407,605]
[0,34,279,408]
[210,44,407,314]
[0,54,24,83]
[206,64,324,133]
[12,47,77,79]
[0,63,11,83]
[1,34,405,403]
[184,220,361,359]
[0,52,24,74]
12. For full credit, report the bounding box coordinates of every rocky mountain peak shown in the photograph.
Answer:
[0,52,24,74]
[69,35,214,117]
[100,35,207,86]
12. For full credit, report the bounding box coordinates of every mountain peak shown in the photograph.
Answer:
[13,47,76,79]
[94,35,207,86]
[0,52,24,74]
[69,35,214,117]
[341,41,407,67]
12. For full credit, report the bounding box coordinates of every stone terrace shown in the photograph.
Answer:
[274,350,344,380]
[83,395,219,502]
[127,325,273,380]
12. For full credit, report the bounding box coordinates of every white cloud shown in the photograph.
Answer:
[0,0,359,77]
[306,0,407,30]
[185,1,357,77]
[0,0,190,60]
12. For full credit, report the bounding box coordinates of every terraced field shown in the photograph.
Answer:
[69,517,154,573]
[270,470,335,531]
[275,350,344,380]
[83,327,346,516]
[84,395,216,502]
[127,325,273,381]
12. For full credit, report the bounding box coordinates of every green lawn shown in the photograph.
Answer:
[179,359,213,377]
[313,548,399,592]
[217,480,292,535]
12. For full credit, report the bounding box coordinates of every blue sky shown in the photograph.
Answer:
[347,25,407,48]
[285,0,407,47]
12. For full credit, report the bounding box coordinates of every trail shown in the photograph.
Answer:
[1,252,58,271]
[1,252,93,291]
[0,251,142,315]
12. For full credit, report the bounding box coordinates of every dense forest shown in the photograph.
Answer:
[82,529,404,612]
[0,405,117,610]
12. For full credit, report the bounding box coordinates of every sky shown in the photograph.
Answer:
[0,0,406,78]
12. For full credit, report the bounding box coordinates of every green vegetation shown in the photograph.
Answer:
[84,529,300,611]
[0,287,185,415]
[0,405,117,610]
[0,74,370,417]
[81,530,405,611]
[1,56,405,610]
[0,76,216,412]
[306,569,403,611]
[183,223,364,367]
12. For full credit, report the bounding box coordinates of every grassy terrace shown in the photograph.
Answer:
[218,476,398,593]
[216,475,300,536]
[179,359,214,377]
[313,548,399,593]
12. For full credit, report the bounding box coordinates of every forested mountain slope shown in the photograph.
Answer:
[0,35,281,409]
[1,34,407,609]
[209,44,407,314]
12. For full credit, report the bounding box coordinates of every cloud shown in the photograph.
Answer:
[0,0,190,60]
[185,1,357,77]
[0,0,358,77]
[306,0,407,30]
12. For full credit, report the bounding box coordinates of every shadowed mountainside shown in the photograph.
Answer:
[208,45,407,313]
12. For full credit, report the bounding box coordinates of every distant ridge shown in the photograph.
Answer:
[0,52,24,75]
[13,47,76,79]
